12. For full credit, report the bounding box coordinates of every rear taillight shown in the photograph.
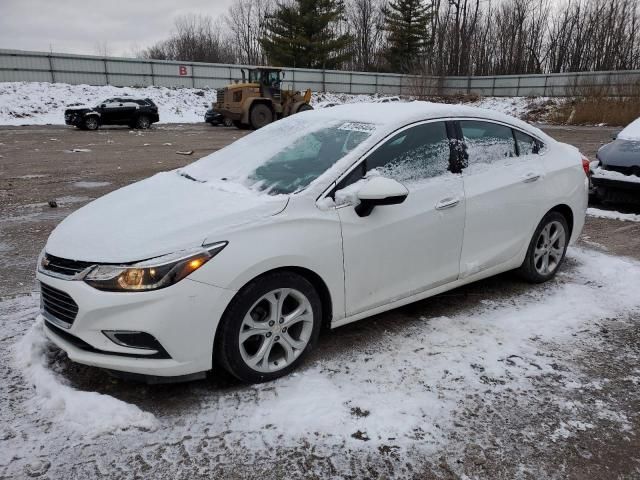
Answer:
[582,156,590,176]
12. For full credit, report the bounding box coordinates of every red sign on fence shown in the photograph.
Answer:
[178,65,188,76]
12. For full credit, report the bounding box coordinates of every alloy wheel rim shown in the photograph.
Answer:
[239,288,314,373]
[86,118,97,129]
[533,220,566,275]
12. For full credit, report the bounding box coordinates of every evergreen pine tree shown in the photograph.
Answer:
[261,0,352,69]
[383,0,432,73]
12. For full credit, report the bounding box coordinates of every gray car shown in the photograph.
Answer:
[592,118,640,203]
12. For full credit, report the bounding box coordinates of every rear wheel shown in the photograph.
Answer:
[136,115,151,129]
[250,103,273,129]
[216,272,322,383]
[223,117,234,127]
[83,116,99,130]
[517,211,569,283]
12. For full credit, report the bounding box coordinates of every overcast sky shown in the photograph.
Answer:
[0,0,236,56]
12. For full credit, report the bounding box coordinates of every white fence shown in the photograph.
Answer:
[1,48,640,97]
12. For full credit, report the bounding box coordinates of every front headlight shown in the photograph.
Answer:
[84,242,227,292]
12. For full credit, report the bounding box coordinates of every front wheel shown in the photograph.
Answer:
[216,272,322,383]
[517,211,569,283]
[83,116,99,130]
[136,115,151,129]
[249,103,273,129]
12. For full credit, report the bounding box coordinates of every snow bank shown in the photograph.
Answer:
[14,317,157,434]
[587,207,640,222]
[0,81,558,126]
[0,81,216,125]
[314,91,555,119]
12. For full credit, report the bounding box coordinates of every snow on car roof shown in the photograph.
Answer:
[303,101,552,142]
[618,117,640,141]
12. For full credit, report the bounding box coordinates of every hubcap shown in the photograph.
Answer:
[533,220,566,275]
[239,288,314,373]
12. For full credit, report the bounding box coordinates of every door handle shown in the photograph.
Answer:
[435,197,460,210]
[522,172,541,183]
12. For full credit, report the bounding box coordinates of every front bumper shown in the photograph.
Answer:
[64,113,83,126]
[37,271,236,377]
[592,176,640,193]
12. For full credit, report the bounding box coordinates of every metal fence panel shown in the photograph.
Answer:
[1,48,639,97]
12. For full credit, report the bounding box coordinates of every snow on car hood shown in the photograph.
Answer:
[45,171,288,263]
[618,117,640,141]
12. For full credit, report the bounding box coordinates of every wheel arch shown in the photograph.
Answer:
[547,204,574,237]
[212,265,334,361]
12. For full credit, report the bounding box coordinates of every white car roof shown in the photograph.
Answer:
[307,101,552,143]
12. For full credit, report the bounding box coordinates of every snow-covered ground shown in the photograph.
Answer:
[1,247,639,478]
[0,81,556,126]
[587,207,640,222]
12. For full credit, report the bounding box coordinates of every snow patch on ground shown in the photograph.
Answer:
[72,181,111,189]
[587,207,640,222]
[1,248,639,477]
[14,317,157,434]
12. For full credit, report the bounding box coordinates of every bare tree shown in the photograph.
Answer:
[345,0,387,70]
[140,14,235,64]
[225,0,274,65]
[94,41,111,57]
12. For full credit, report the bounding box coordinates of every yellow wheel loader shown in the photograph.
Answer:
[213,68,313,130]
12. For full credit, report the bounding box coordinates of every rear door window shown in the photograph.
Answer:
[460,120,516,165]
[514,130,542,155]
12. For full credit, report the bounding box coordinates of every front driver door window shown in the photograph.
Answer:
[336,121,466,316]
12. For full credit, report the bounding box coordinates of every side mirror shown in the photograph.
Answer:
[355,177,408,217]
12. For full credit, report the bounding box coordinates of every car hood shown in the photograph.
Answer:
[45,171,289,263]
[598,139,640,167]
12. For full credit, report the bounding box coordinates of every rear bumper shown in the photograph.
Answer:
[37,271,237,377]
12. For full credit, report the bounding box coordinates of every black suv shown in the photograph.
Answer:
[65,97,159,130]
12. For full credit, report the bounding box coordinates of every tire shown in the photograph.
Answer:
[216,272,322,383]
[223,117,234,127]
[297,103,313,113]
[249,103,273,129]
[517,211,569,283]
[136,115,151,129]
[83,116,99,130]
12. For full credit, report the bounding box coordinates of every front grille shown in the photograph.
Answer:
[43,253,94,277]
[40,282,78,327]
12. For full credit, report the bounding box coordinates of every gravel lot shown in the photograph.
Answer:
[1,123,639,479]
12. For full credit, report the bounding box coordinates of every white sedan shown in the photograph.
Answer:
[37,102,589,383]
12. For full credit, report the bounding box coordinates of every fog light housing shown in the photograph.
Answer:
[103,330,166,354]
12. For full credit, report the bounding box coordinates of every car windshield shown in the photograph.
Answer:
[181,116,376,195]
